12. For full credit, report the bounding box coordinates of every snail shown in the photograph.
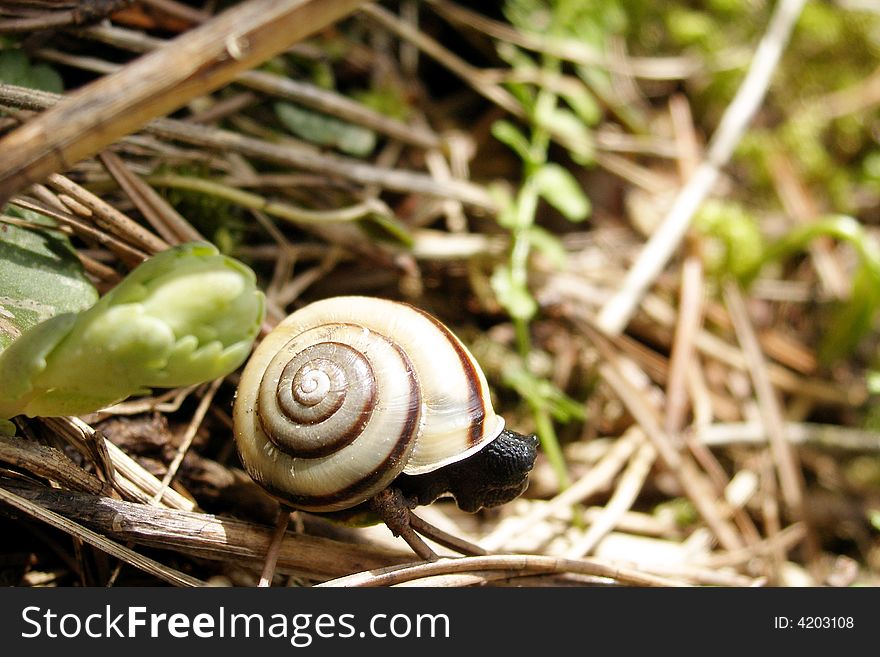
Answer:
[232,296,538,523]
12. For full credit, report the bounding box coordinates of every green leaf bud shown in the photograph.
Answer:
[0,242,265,419]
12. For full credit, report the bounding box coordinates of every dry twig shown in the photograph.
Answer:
[596,0,808,334]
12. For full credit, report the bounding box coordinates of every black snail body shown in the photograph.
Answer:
[232,296,537,515]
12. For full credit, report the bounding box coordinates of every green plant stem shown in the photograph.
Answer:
[508,40,571,490]
[746,214,880,283]
[147,175,385,225]
[510,176,540,356]
[512,317,531,357]
[737,214,880,362]
[530,402,570,490]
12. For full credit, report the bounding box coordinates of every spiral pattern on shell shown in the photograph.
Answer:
[257,341,377,457]
[233,296,505,512]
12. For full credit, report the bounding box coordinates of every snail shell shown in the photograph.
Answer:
[232,296,505,512]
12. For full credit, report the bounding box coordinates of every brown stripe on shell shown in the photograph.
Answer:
[408,304,487,447]
[253,338,423,512]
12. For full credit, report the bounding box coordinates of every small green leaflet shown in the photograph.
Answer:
[0,49,63,93]
[532,163,591,222]
[490,264,537,321]
[0,209,98,352]
[274,102,377,157]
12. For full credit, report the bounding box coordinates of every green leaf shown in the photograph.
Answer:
[502,364,586,423]
[494,42,539,114]
[0,243,265,419]
[351,85,411,121]
[487,183,519,230]
[542,107,595,164]
[532,163,591,221]
[820,264,880,364]
[527,225,568,268]
[0,49,62,92]
[491,120,533,164]
[28,64,63,94]
[490,264,537,321]
[694,199,764,280]
[0,313,77,410]
[274,102,376,157]
[0,49,29,86]
[561,88,602,127]
[0,210,99,352]
[357,212,414,248]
